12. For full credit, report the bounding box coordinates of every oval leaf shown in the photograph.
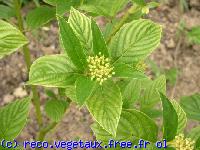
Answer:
[26,6,55,30]
[58,17,87,70]
[141,75,166,109]
[180,93,200,121]
[109,19,162,64]
[0,5,15,19]
[80,0,129,17]
[45,99,68,122]
[0,98,30,140]
[28,55,78,87]
[92,109,158,143]
[0,20,28,59]
[75,76,96,106]
[91,19,109,57]
[113,63,147,79]
[68,8,93,54]
[87,80,122,136]
[160,93,178,141]
[171,101,187,134]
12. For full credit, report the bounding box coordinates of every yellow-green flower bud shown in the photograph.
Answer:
[87,53,115,85]
[169,134,195,150]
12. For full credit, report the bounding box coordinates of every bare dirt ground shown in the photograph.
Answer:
[0,0,200,147]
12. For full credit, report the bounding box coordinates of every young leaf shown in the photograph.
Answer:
[43,0,57,6]
[0,0,13,7]
[58,17,87,70]
[92,109,158,143]
[109,19,162,64]
[113,63,148,79]
[56,1,82,16]
[45,89,57,99]
[141,75,166,108]
[80,0,129,17]
[122,78,141,108]
[0,5,15,19]
[160,93,178,141]
[75,76,96,106]
[86,80,122,136]
[28,55,78,87]
[91,19,109,57]
[26,6,55,30]
[132,0,146,6]
[187,126,200,143]
[171,101,187,134]
[187,26,200,44]
[0,20,28,59]
[0,98,30,140]
[180,94,200,121]
[196,137,200,149]
[142,108,162,118]
[45,99,68,122]
[65,86,77,102]
[147,2,160,9]
[165,68,178,86]
[68,8,93,54]
[56,1,71,16]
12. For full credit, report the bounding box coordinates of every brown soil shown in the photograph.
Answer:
[0,0,200,148]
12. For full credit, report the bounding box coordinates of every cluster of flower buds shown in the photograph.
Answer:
[135,61,147,72]
[170,134,195,150]
[87,53,115,85]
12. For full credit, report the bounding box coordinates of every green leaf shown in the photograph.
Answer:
[196,137,200,149]
[44,0,81,7]
[147,59,162,77]
[122,78,141,108]
[0,5,15,19]
[26,6,55,30]
[187,26,200,44]
[0,0,13,7]
[160,93,178,141]
[75,76,96,106]
[80,0,129,17]
[132,0,146,6]
[180,94,200,121]
[56,1,82,16]
[147,2,160,9]
[68,8,92,54]
[142,108,162,118]
[45,99,68,122]
[141,75,166,108]
[45,89,57,99]
[113,63,148,79]
[109,19,162,64]
[43,0,57,5]
[58,17,87,70]
[56,1,71,16]
[188,126,200,143]
[0,20,28,59]
[119,109,158,142]
[91,19,109,57]
[0,145,23,150]
[171,101,187,134]
[65,86,77,102]
[0,98,30,140]
[28,55,78,87]
[92,109,158,143]
[165,68,178,86]
[87,80,122,136]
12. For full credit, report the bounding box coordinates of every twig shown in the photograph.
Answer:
[170,37,182,99]
[106,6,139,44]
[13,0,43,127]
